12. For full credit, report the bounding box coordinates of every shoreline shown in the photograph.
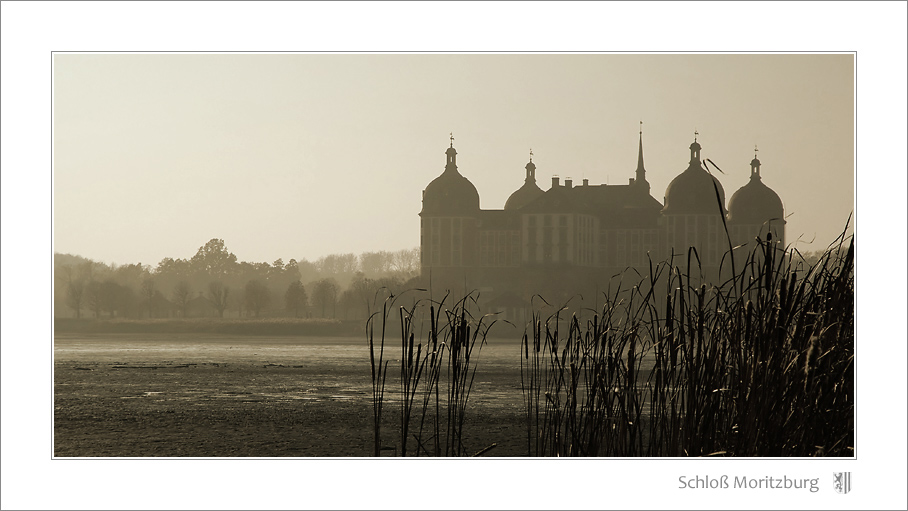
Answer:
[54,317,358,337]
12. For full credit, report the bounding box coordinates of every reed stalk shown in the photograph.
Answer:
[368,222,853,457]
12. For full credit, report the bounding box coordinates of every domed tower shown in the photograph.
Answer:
[504,151,545,210]
[662,133,728,269]
[727,148,785,250]
[663,135,726,215]
[420,135,480,275]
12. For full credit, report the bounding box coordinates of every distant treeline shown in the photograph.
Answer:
[54,317,356,336]
[54,239,420,322]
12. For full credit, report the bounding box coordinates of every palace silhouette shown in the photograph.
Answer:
[419,130,785,306]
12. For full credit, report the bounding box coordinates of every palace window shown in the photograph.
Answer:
[616,230,627,267]
[430,218,441,266]
[630,230,640,266]
[452,218,462,266]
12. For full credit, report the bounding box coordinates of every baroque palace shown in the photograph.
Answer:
[419,131,785,306]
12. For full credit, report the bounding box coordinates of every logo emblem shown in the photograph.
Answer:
[833,472,851,494]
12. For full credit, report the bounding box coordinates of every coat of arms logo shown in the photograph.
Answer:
[833,472,851,494]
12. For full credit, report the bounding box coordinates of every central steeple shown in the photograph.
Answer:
[635,121,650,192]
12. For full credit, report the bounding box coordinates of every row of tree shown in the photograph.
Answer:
[54,239,420,320]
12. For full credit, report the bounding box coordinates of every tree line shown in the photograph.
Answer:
[54,239,420,320]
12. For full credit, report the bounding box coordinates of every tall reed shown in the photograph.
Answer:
[368,225,854,457]
[519,225,854,456]
[368,290,499,456]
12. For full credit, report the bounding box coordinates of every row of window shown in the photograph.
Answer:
[666,215,721,265]
[576,215,596,266]
[421,217,465,267]
[421,215,756,268]
[600,229,660,267]
[479,231,520,267]
[526,214,571,264]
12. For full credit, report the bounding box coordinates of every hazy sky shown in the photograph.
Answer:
[54,53,854,266]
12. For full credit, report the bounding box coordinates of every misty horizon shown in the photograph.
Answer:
[53,53,854,267]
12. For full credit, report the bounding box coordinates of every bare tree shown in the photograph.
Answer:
[66,278,85,318]
[172,281,192,318]
[58,265,86,318]
[391,247,420,277]
[316,253,359,282]
[84,280,102,318]
[360,251,392,276]
[207,281,230,318]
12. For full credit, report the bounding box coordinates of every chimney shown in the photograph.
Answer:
[565,178,573,189]
[551,176,560,189]
[583,178,589,186]
[629,178,635,185]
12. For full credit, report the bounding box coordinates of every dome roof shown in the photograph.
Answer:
[420,145,480,216]
[504,159,544,210]
[728,157,784,224]
[662,140,727,215]
[505,181,544,210]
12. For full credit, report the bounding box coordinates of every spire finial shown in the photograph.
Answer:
[449,132,454,148]
[635,122,648,190]
[754,144,759,158]
[694,129,698,142]
[529,148,533,162]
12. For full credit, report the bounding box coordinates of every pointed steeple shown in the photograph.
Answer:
[635,121,649,192]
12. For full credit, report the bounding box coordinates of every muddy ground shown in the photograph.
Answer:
[54,334,530,457]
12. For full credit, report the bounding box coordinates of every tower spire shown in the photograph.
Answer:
[635,121,648,190]
[445,133,457,169]
[689,130,702,164]
[525,148,537,182]
[750,145,762,180]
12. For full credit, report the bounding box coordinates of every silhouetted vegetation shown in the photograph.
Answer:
[54,239,420,324]
[368,229,854,457]
[368,289,499,456]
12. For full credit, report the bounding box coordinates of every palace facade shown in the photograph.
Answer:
[419,132,785,305]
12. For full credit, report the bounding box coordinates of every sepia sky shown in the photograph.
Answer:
[54,52,856,266]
